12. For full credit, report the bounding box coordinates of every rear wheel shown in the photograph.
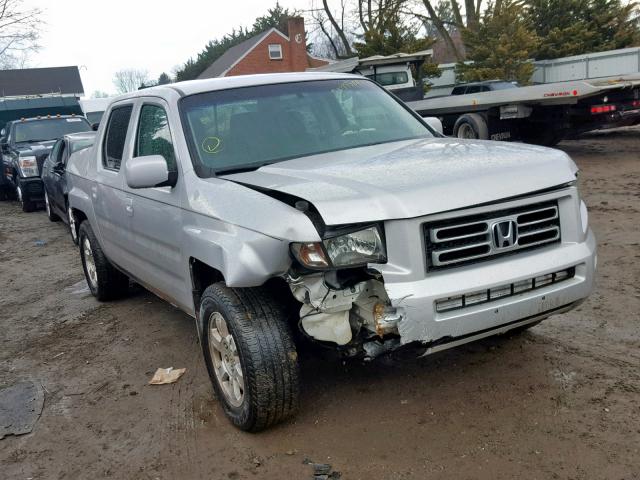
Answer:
[454,113,489,140]
[78,221,129,301]
[200,283,300,432]
[44,190,60,221]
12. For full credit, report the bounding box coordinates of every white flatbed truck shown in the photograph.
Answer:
[406,74,640,144]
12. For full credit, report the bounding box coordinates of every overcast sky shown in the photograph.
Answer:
[25,0,313,97]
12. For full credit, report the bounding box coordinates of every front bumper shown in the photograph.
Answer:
[375,186,596,349]
[385,229,595,346]
[18,177,44,202]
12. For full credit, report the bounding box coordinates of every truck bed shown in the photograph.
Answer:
[408,74,640,115]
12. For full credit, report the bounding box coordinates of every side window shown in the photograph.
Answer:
[466,86,481,94]
[103,105,133,171]
[135,104,176,171]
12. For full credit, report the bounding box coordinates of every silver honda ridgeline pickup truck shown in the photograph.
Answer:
[67,73,596,431]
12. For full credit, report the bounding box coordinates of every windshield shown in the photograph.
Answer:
[180,79,432,176]
[13,117,91,143]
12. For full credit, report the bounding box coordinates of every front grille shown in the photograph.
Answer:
[435,267,575,313]
[425,201,561,270]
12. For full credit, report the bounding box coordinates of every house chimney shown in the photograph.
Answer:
[287,17,308,72]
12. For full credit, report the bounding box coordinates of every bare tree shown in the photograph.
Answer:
[0,0,42,69]
[408,0,487,61]
[112,69,150,94]
[310,0,355,58]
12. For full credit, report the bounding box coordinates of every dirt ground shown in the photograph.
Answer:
[1,128,639,480]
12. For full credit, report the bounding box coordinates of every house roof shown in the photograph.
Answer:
[0,66,84,97]
[198,28,288,79]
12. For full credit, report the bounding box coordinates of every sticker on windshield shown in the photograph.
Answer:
[66,118,83,122]
[201,136,222,154]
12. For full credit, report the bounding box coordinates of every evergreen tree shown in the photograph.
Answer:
[157,72,171,85]
[527,0,640,60]
[456,1,539,84]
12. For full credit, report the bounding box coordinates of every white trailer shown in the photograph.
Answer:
[407,74,640,144]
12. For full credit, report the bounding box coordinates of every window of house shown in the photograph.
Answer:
[135,104,176,170]
[103,105,133,171]
[268,44,283,60]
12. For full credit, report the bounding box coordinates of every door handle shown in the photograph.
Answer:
[125,197,134,216]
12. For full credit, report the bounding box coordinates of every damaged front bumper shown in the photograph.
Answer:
[288,187,596,359]
[384,228,596,351]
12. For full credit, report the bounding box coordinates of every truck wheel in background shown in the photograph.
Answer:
[454,113,489,140]
[44,190,60,222]
[200,283,300,432]
[16,183,34,212]
[67,203,79,245]
[78,221,129,301]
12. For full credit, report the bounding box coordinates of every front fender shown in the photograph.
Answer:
[183,211,291,289]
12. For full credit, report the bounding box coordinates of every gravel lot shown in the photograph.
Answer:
[1,128,639,480]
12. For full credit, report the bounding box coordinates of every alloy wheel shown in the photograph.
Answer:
[45,191,51,216]
[68,206,77,242]
[83,238,98,289]
[208,312,244,407]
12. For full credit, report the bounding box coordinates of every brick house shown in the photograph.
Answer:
[198,17,331,79]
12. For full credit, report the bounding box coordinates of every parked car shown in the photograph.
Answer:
[1,115,92,211]
[41,131,96,242]
[67,73,596,432]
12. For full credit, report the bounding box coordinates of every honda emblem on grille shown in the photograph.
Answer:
[493,220,518,249]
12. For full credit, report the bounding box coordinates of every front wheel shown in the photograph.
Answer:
[45,190,60,221]
[200,283,300,432]
[78,221,129,301]
[67,203,78,245]
[16,184,34,212]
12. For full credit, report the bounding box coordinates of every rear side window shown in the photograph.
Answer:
[103,105,133,171]
[135,104,176,171]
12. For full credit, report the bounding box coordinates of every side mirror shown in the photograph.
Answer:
[423,117,444,135]
[91,122,100,131]
[125,155,176,189]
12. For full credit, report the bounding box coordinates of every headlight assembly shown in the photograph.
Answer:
[291,225,387,269]
[18,156,38,177]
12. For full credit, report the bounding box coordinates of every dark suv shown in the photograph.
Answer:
[1,115,91,211]
[450,81,518,95]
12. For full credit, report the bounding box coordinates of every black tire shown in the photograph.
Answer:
[200,282,300,432]
[454,113,489,140]
[44,190,60,222]
[78,221,129,301]
[16,184,35,212]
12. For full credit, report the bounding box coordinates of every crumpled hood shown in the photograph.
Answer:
[222,137,578,226]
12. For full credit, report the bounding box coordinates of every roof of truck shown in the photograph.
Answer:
[112,72,359,102]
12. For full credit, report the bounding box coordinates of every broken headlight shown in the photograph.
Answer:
[19,156,38,177]
[291,225,387,269]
